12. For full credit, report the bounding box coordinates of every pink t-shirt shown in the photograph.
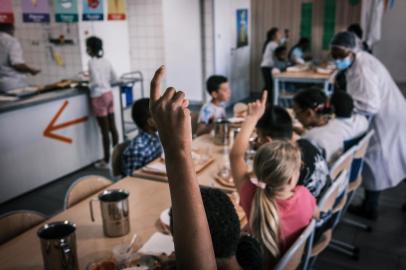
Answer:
[240,181,316,252]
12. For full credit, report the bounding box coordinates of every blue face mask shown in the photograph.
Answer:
[335,57,352,70]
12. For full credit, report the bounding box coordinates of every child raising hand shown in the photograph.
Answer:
[149,66,216,270]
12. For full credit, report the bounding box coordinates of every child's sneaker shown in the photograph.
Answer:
[94,160,109,170]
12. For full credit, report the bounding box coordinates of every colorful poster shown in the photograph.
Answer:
[236,9,248,48]
[0,0,14,23]
[21,0,50,23]
[107,0,126,20]
[54,0,78,23]
[83,0,104,21]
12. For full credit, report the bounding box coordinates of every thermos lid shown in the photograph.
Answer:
[37,220,76,239]
[98,189,129,202]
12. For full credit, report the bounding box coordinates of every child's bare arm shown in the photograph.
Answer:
[313,206,321,220]
[230,91,268,193]
[150,66,216,270]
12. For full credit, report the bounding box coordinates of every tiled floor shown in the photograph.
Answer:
[315,185,406,270]
[1,84,405,269]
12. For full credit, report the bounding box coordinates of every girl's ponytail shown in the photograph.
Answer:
[250,141,301,259]
[250,188,281,258]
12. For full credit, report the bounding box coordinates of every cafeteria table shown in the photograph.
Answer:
[273,70,336,105]
[0,178,171,270]
[133,134,236,193]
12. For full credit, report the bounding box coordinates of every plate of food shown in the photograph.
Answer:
[143,151,214,176]
[214,169,235,188]
[159,208,171,233]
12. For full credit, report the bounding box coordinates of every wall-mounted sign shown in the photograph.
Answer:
[0,0,14,23]
[107,0,126,20]
[236,9,248,48]
[21,0,50,23]
[83,0,104,21]
[54,0,78,23]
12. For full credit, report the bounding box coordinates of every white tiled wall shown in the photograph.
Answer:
[12,1,82,86]
[127,0,165,99]
[127,0,214,102]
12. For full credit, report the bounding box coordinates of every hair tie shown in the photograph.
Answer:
[251,178,266,189]
[265,185,272,193]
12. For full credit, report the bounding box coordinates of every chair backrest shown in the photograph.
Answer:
[343,132,366,152]
[346,130,374,183]
[112,141,130,177]
[329,145,356,181]
[0,210,46,245]
[274,220,316,270]
[354,130,374,160]
[318,170,348,212]
[64,175,113,209]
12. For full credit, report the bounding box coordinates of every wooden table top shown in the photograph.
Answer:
[133,134,236,193]
[0,178,171,270]
[274,69,334,80]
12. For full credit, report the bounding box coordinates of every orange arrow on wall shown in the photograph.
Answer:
[43,100,88,144]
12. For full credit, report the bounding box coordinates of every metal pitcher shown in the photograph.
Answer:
[89,189,130,237]
[37,221,79,270]
[214,119,231,145]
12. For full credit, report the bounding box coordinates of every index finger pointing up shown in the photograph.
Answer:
[261,90,268,105]
[150,65,165,103]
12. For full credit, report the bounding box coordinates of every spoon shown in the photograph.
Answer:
[126,233,138,253]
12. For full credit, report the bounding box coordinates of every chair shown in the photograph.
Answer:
[309,170,348,258]
[308,146,355,267]
[112,141,130,177]
[274,220,316,270]
[329,131,375,258]
[0,210,47,245]
[64,175,113,209]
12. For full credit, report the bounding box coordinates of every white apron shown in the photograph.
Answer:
[346,51,406,191]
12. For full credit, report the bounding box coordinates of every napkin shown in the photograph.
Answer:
[143,162,166,173]
[138,232,174,256]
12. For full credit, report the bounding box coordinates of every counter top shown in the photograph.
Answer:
[0,87,88,113]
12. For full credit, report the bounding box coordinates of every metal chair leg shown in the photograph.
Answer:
[328,242,359,260]
[342,217,372,232]
[330,239,358,252]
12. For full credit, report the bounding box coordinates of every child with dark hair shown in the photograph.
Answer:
[289,37,310,65]
[292,87,333,129]
[122,98,162,176]
[86,36,119,169]
[272,46,289,73]
[347,23,372,53]
[231,92,330,202]
[196,75,231,136]
[294,88,369,163]
[170,187,263,270]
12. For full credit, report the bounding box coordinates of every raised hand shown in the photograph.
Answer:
[247,90,268,121]
[149,66,217,270]
[150,66,192,152]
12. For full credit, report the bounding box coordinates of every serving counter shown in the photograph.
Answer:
[0,87,107,204]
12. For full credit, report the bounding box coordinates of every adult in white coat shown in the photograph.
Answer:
[330,32,406,220]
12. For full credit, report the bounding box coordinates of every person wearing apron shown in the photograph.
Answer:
[330,31,406,220]
[0,23,40,92]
